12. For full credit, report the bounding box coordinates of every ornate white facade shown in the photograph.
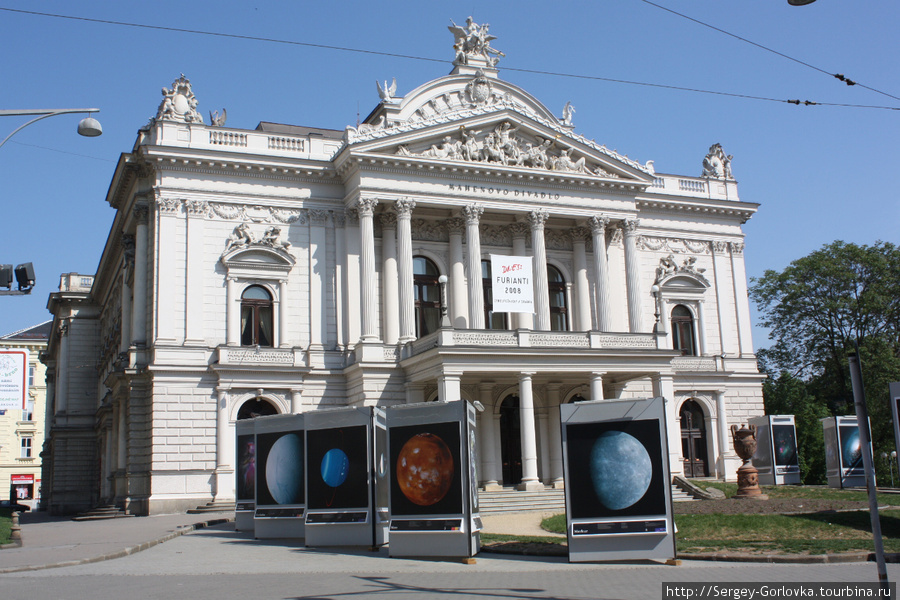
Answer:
[42,23,764,515]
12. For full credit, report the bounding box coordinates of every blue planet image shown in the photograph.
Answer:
[266,433,303,505]
[841,428,862,469]
[590,431,652,510]
[321,448,350,487]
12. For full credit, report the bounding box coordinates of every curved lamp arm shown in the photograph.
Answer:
[0,108,101,150]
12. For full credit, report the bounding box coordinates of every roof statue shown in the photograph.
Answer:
[209,108,227,127]
[376,78,398,102]
[449,17,504,67]
[702,143,734,179]
[562,102,575,127]
[156,74,203,123]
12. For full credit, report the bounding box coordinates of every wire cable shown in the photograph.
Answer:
[636,0,900,103]
[1,7,897,112]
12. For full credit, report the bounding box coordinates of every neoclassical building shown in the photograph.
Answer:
[43,21,764,515]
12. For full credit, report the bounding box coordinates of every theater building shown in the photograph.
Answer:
[42,21,764,515]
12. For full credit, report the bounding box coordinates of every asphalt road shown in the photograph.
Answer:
[2,523,899,600]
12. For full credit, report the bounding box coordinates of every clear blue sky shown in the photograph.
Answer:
[1,1,897,350]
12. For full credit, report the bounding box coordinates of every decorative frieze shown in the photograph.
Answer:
[452,331,518,346]
[530,333,590,348]
[638,236,710,255]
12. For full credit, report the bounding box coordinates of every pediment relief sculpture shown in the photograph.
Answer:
[394,121,623,178]
[156,74,203,123]
[655,254,710,287]
[223,223,292,258]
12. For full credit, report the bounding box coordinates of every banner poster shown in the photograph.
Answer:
[257,429,306,507]
[0,350,28,411]
[306,425,369,510]
[490,254,534,313]
[236,432,256,503]
[561,397,675,563]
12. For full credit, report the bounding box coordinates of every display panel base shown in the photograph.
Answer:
[235,510,254,533]
[388,518,479,557]
[254,508,305,539]
[305,510,382,547]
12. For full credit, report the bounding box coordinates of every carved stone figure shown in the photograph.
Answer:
[449,17,504,67]
[262,226,291,250]
[465,70,493,104]
[702,143,734,179]
[209,109,227,127]
[225,223,253,250]
[562,101,575,126]
[377,78,398,102]
[156,74,203,123]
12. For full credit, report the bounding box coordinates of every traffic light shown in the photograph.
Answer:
[0,265,12,289]
[14,263,35,292]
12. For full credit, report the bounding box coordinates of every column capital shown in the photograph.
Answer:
[446,217,465,236]
[509,221,530,239]
[394,198,416,217]
[622,218,640,235]
[519,371,536,379]
[463,203,484,224]
[356,197,378,217]
[309,209,329,225]
[526,209,549,230]
[133,203,150,223]
[568,226,590,243]
[730,241,744,255]
[589,215,610,233]
[379,211,397,229]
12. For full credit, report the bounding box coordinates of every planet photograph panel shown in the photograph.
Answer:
[389,420,463,517]
[256,430,305,507]
[236,435,256,501]
[306,425,370,510]
[772,424,798,467]
[839,426,862,470]
[565,419,667,519]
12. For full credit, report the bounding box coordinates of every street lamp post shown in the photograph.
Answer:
[0,108,102,150]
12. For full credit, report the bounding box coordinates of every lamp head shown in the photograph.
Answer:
[787,0,816,5]
[77,116,102,137]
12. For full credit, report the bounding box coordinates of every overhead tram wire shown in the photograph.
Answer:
[1,7,897,112]
[636,0,900,104]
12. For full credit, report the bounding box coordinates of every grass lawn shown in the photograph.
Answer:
[533,487,900,556]
[0,509,12,545]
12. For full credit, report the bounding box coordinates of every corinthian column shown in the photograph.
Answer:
[395,199,416,343]
[510,222,533,330]
[131,203,149,346]
[622,219,643,333]
[589,215,612,331]
[463,204,485,329]
[380,212,399,345]
[357,198,379,341]
[569,227,592,331]
[528,210,551,331]
[446,218,468,328]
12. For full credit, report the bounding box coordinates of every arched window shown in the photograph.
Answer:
[482,260,508,330]
[413,256,442,337]
[237,398,278,420]
[241,286,274,347]
[671,304,696,356]
[548,265,568,331]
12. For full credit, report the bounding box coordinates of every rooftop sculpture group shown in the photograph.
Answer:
[449,17,504,67]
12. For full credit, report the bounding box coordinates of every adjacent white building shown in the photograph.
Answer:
[42,21,764,515]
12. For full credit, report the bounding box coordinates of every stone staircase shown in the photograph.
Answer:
[477,484,695,515]
[187,500,236,514]
[72,505,134,521]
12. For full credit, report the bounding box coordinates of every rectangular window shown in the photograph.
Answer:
[23,401,34,422]
[20,437,32,458]
[28,364,35,387]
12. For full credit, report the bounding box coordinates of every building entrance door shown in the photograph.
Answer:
[499,395,522,486]
[680,400,708,477]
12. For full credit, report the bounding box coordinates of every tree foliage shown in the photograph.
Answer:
[751,241,900,484]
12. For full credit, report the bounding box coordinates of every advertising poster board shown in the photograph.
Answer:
[750,415,800,485]
[386,400,479,558]
[254,413,306,539]
[490,254,534,314]
[304,406,387,547]
[822,415,869,488]
[234,418,256,532]
[561,397,675,563]
[0,350,28,411]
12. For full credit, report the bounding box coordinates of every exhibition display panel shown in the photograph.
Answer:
[560,397,675,563]
[386,400,480,558]
[750,415,801,485]
[304,406,388,548]
[235,418,256,532]
[890,383,900,466]
[822,415,869,489]
[253,413,306,539]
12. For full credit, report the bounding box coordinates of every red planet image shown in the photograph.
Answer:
[396,433,454,506]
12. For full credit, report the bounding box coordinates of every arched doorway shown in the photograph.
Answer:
[680,400,708,477]
[237,398,278,420]
[499,395,522,486]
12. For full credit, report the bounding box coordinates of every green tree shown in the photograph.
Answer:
[751,241,900,484]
